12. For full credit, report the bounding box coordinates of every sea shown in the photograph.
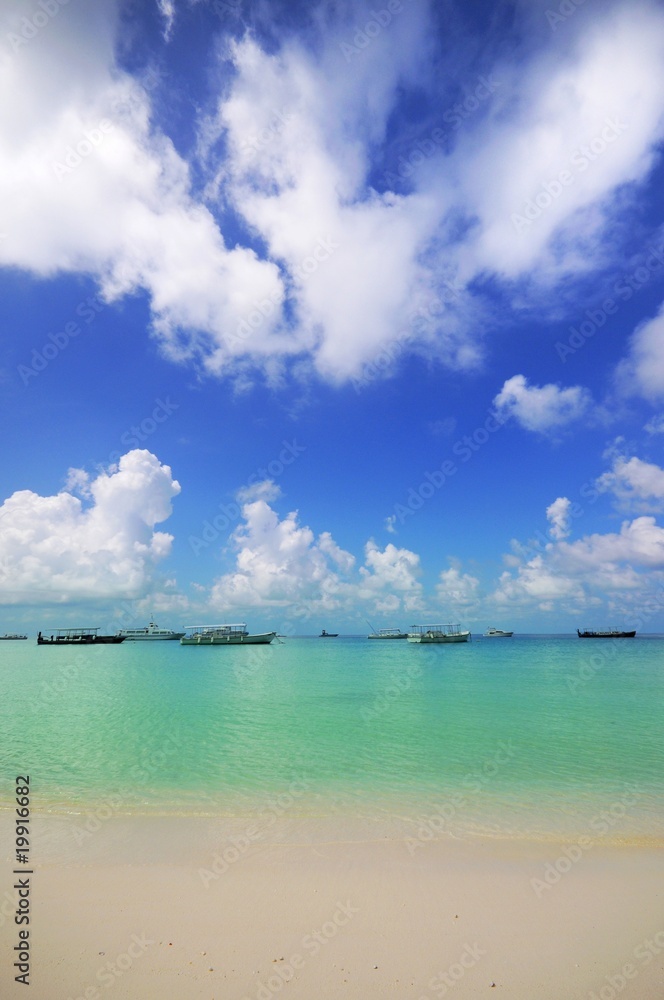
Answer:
[1,634,663,845]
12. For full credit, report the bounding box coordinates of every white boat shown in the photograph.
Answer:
[407,624,471,643]
[118,620,185,641]
[367,627,408,639]
[484,627,513,637]
[181,624,276,645]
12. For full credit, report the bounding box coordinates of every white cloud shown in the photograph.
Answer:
[157,0,176,40]
[435,562,480,610]
[209,497,424,617]
[209,496,354,611]
[0,450,180,604]
[0,0,283,375]
[615,304,664,401]
[493,375,592,432]
[457,2,664,283]
[3,0,664,385]
[358,541,423,613]
[597,454,664,511]
[494,499,664,613]
[546,497,572,539]
[645,414,664,434]
[236,479,282,504]
[494,555,586,609]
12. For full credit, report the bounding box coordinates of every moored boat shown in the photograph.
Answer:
[577,628,636,638]
[181,624,276,645]
[484,627,513,637]
[407,624,471,643]
[367,627,408,639]
[37,628,125,645]
[118,620,185,641]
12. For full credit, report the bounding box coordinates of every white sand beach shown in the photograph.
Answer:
[1,813,663,999]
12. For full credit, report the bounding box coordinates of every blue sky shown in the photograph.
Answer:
[2,0,664,633]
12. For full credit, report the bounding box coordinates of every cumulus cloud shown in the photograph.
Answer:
[615,304,664,401]
[493,375,592,433]
[358,541,423,613]
[209,495,424,617]
[597,454,664,511]
[494,500,664,612]
[209,494,355,611]
[435,562,480,610]
[494,555,586,609]
[0,450,180,603]
[546,497,572,540]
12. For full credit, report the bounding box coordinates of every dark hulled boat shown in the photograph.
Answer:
[37,628,125,645]
[577,628,636,638]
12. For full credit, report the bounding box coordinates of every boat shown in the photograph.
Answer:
[577,628,636,638]
[367,627,408,639]
[319,629,339,637]
[37,628,125,645]
[407,624,471,643]
[117,620,185,641]
[484,627,513,637]
[0,633,28,640]
[181,624,276,645]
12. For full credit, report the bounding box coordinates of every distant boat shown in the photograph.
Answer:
[484,627,513,637]
[407,624,471,643]
[181,624,276,645]
[118,620,185,641]
[37,628,125,645]
[0,633,28,640]
[319,629,339,637]
[367,627,408,639]
[577,628,636,638]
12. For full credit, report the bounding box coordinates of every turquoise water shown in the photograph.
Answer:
[1,635,663,840]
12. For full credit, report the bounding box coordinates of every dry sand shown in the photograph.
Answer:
[1,813,663,999]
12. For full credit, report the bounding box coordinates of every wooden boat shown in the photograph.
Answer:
[577,628,636,638]
[407,624,471,643]
[181,624,276,645]
[37,628,125,645]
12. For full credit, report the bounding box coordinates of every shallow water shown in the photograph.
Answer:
[1,635,662,841]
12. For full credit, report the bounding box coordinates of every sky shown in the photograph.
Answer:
[2,0,664,634]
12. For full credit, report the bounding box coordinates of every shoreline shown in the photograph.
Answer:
[2,782,663,852]
[1,814,663,998]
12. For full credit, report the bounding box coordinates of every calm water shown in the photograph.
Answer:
[1,635,663,841]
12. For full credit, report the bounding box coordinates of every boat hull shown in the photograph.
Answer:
[407,631,470,643]
[181,632,276,645]
[119,633,185,641]
[367,634,408,639]
[37,635,125,645]
[577,630,636,638]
